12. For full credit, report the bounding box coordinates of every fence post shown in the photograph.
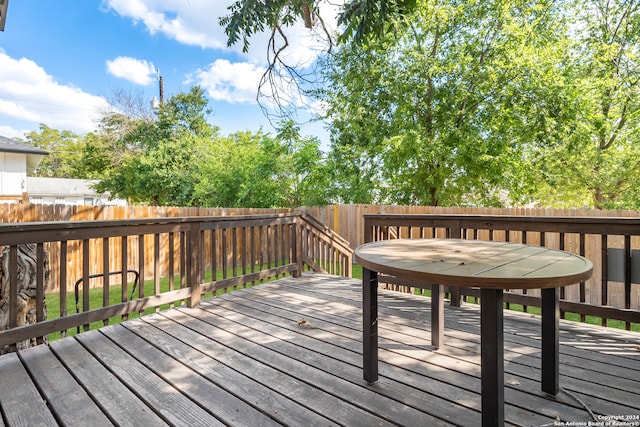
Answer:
[187,222,202,308]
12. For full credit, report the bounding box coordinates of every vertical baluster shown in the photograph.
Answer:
[241,227,247,286]
[601,234,608,326]
[102,238,110,326]
[121,235,128,321]
[268,225,274,274]
[138,234,145,316]
[211,229,217,285]
[259,225,265,280]
[36,243,46,345]
[187,222,201,308]
[222,228,228,283]
[180,231,186,294]
[250,226,257,283]
[624,235,632,330]
[8,246,18,351]
[82,239,90,332]
[60,241,68,337]
[168,231,175,307]
[559,233,566,319]
[579,233,586,323]
[232,227,238,286]
[154,233,160,310]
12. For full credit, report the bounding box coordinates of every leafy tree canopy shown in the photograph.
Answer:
[194,121,329,208]
[222,0,640,209]
[25,125,98,179]
[93,86,217,206]
[319,0,570,206]
[220,0,418,51]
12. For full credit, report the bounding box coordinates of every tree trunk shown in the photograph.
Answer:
[0,244,50,354]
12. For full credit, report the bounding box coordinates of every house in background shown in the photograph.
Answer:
[0,134,48,203]
[0,135,126,206]
[26,177,126,206]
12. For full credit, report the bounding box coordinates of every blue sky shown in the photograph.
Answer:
[0,0,334,146]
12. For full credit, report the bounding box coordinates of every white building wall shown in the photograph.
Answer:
[26,177,127,206]
[0,152,26,195]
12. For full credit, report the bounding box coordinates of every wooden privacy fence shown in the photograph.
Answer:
[363,214,640,329]
[0,212,353,351]
[305,204,640,249]
[0,203,295,224]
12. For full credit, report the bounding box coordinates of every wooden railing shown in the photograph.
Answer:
[0,212,352,351]
[364,214,640,329]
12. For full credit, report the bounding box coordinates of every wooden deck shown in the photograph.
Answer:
[1,273,639,427]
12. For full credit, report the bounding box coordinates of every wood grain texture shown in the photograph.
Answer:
[0,273,636,426]
[356,239,593,289]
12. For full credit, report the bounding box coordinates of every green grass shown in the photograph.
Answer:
[45,266,276,341]
[351,265,640,332]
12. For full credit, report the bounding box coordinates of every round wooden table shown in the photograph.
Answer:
[354,238,593,426]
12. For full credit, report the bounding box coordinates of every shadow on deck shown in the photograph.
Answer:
[1,273,639,426]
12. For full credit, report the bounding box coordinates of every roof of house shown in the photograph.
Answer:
[0,135,49,173]
[0,135,49,155]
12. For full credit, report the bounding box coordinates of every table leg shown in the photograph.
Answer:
[481,288,504,427]
[541,287,560,395]
[431,284,444,349]
[363,268,378,384]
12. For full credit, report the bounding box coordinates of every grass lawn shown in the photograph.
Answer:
[45,268,266,341]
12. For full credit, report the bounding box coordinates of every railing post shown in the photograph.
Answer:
[364,216,373,243]
[294,219,302,277]
[187,222,202,308]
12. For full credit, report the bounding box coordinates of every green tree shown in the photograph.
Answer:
[320,0,569,206]
[24,125,96,179]
[222,0,640,209]
[194,131,280,208]
[529,0,640,209]
[194,123,328,208]
[94,87,216,206]
[269,121,329,206]
[220,1,418,116]
[220,0,417,51]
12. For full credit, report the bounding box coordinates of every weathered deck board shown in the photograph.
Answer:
[219,278,626,423]
[49,338,169,427]
[271,278,640,412]
[75,330,227,427]
[18,343,114,426]
[0,273,638,427]
[0,353,56,427]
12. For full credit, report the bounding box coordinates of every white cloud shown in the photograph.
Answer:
[190,59,264,104]
[104,0,341,112]
[0,52,109,134]
[103,0,340,65]
[0,125,29,139]
[106,56,157,85]
[104,0,231,51]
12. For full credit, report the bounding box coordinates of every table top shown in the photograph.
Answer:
[355,239,593,290]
